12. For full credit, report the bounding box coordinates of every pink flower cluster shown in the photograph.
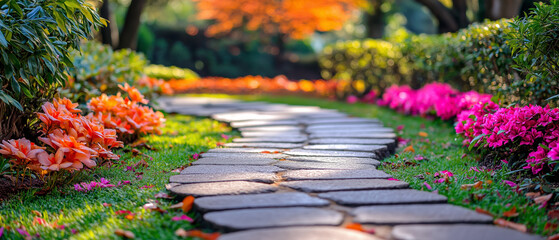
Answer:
[346,91,377,104]
[456,103,559,174]
[377,83,492,120]
[74,178,131,192]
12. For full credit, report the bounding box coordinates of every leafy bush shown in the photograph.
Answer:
[507,0,559,106]
[0,0,104,140]
[65,41,147,104]
[144,64,200,80]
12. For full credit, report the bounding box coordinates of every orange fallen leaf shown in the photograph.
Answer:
[494,218,527,232]
[345,223,364,231]
[475,207,494,217]
[115,229,135,239]
[418,132,428,137]
[182,196,195,212]
[125,214,135,220]
[187,230,220,240]
[402,145,415,153]
[526,192,541,199]
[461,181,484,190]
[485,180,493,185]
[503,206,519,218]
[534,194,553,207]
[261,151,271,153]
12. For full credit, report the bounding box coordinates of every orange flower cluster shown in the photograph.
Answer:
[88,84,166,140]
[167,75,338,97]
[0,98,123,174]
[137,76,174,95]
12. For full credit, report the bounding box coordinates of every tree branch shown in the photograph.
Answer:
[414,0,459,32]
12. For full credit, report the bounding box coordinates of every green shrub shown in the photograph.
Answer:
[507,0,559,106]
[144,64,200,80]
[0,0,104,140]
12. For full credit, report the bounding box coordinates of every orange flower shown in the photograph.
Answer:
[53,97,81,114]
[0,138,46,164]
[39,130,97,170]
[119,83,148,104]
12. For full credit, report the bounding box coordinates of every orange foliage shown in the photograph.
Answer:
[137,76,174,95]
[194,0,365,39]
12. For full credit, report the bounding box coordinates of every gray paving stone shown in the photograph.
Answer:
[212,112,296,122]
[353,204,493,224]
[391,224,543,240]
[200,152,287,159]
[304,118,380,125]
[306,128,394,134]
[284,169,391,180]
[318,189,447,206]
[281,179,408,192]
[203,207,344,231]
[192,157,277,165]
[206,148,286,154]
[169,172,278,183]
[169,181,277,197]
[303,144,387,153]
[219,227,381,240]
[309,138,396,147]
[310,132,397,139]
[275,161,377,170]
[180,165,283,174]
[224,142,303,149]
[286,156,380,165]
[194,192,329,212]
[231,120,300,128]
[238,126,303,132]
[233,137,307,143]
[306,123,384,131]
[240,131,307,138]
[284,149,377,158]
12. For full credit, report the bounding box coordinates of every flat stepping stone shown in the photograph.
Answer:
[203,207,344,231]
[310,132,397,139]
[206,148,286,154]
[281,179,408,192]
[219,226,381,240]
[212,112,295,122]
[303,144,387,153]
[318,189,447,206]
[169,181,277,197]
[284,169,391,180]
[353,204,493,224]
[170,172,278,184]
[306,128,394,134]
[192,158,277,165]
[304,118,380,125]
[233,137,307,143]
[194,192,329,212]
[275,161,376,170]
[238,126,302,132]
[240,132,307,138]
[306,123,384,131]
[230,120,300,128]
[286,156,380,165]
[180,165,283,174]
[224,142,303,149]
[201,152,287,159]
[391,224,543,240]
[309,138,396,152]
[284,149,377,158]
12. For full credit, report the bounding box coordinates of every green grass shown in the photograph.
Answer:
[191,93,557,237]
[0,114,236,240]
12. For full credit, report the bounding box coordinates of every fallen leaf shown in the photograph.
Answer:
[548,233,559,240]
[172,215,193,222]
[548,210,559,220]
[169,202,183,209]
[175,228,188,237]
[33,217,47,226]
[418,131,428,137]
[461,181,483,190]
[103,203,112,207]
[526,192,541,199]
[131,149,142,156]
[133,159,149,169]
[187,230,220,240]
[494,218,527,232]
[545,223,558,232]
[534,194,553,207]
[442,142,451,149]
[345,223,364,231]
[472,193,486,201]
[182,196,195,212]
[402,145,415,153]
[475,207,494,217]
[503,206,519,217]
[115,229,135,239]
[125,214,135,220]
[31,210,42,217]
[154,192,173,199]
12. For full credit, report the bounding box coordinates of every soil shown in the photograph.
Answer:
[0,176,44,202]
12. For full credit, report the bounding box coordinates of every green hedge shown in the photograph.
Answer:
[144,64,200,80]
[320,0,558,106]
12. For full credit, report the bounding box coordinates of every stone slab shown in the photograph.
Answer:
[233,137,307,143]
[281,179,409,192]
[284,149,377,158]
[231,120,300,128]
[192,158,277,165]
[284,169,391,180]
[194,192,329,212]
[309,132,397,139]
[201,152,287,159]
[238,126,303,132]
[219,227,381,240]
[206,148,286,154]
[180,165,283,174]
[303,144,387,153]
[203,207,344,231]
[224,142,303,149]
[304,118,380,125]
[286,156,380,165]
[169,172,278,184]
[309,138,397,152]
[275,161,377,170]
[353,204,493,224]
[169,181,277,197]
[306,128,394,134]
[391,224,543,240]
[241,132,307,138]
[212,112,296,122]
[306,123,384,131]
[318,189,447,206]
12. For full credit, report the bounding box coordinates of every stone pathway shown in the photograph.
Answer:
[159,96,541,240]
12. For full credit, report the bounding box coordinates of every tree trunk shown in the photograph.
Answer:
[116,0,148,50]
[414,0,459,33]
[366,1,384,38]
[99,0,118,47]
[452,0,469,28]
[485,0,522,20]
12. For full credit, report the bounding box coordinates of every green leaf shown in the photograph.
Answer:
[0,89,23,111]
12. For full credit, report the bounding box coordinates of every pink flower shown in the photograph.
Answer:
[414,155,425,161]
[0,227,4,238]
[221,134,231,140]
[362,91,377,104]
[192,153,200,160]
[469,167,480,172]
[397,125,405,132]
[16,228,30,237]
[502,180,517,188]
[171,215,194,222]
[140,185,154,189]
[346,95,358,104]
[387,178,399,181]
[423,182,432,190]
